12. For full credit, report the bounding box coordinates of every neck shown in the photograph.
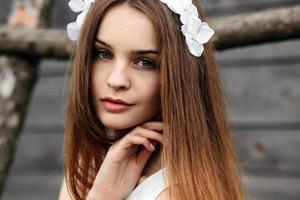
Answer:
[141,143,162,176]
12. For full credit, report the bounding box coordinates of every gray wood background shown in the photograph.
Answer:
[1,0,300,199]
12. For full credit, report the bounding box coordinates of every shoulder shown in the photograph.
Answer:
[155,188,170,200]
[58,177,72,200]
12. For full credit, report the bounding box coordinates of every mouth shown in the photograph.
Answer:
[100,97,134,112]
[101,97,133,106]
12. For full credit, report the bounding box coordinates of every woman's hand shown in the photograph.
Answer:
[87,121,164,200]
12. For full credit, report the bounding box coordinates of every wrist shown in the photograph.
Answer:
[87,188,122,200]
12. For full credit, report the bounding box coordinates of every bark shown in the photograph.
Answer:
[0,0,53,196]
[0,4,299,59]
[211,4,300,50]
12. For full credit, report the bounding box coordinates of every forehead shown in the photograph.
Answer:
[96,4,158,50]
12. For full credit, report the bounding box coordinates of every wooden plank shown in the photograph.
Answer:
[24,66,68,127]
[221,63,300,124]
[233,129,300,175]
[243,174,300,200]
[205,0,300,17]
[39,59,70,77]
[217,39,300,60]
[24,61,300,127]
[7,133,64,174]
[0,0,54,195]
[48,0,300,27]
[0,1,11,24]
[7,129,300,176]
[2,0,300,27]
[2,173,63,200]
[2,172,300,200]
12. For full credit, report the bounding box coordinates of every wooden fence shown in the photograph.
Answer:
[1,0,300,199]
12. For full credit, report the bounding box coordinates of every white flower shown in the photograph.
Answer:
[160,0,193,15]
[159,0,214,57]
[181,16,214,57]
[66,0,94,41]
[160,0,198,24]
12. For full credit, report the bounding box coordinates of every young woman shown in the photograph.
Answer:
[59,0,247,199]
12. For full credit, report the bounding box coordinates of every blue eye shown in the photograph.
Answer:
[137,59,157,70]
[95,50,112,59]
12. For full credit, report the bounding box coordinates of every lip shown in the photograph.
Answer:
[101,97,133,106]
[100,97,134,112]
[101,100,132,112]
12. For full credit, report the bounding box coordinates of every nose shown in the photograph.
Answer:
[107,60,130,91]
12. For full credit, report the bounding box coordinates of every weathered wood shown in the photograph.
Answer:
[243,174,300,200]
[233,130,300,175]
[212,4,300,50]
[6,134,64,174]
[205,0,300,17]
[216,40,300,65]
[2,173,63,200]
[0,0,53,196]
[1,1,299,199]
[7,129,300,176]
[221,63,300,124]
[0,5,300,59]
[1,0,298,25]
[0,56,39,195]
[3,172,299,200]
[20,56,300,129]
[2,129,300,200]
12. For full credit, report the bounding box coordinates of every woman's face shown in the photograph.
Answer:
[91,4,160,131]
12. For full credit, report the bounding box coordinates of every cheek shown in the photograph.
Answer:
[139,78,160,106]
[91,65,105,99]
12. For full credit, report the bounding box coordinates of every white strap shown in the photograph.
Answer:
[125,167,168,200]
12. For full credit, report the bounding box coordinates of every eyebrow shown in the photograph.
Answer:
[94,38,159,55]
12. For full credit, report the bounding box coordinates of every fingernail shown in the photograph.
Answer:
[150,143,156,151]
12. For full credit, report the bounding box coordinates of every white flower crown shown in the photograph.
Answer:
[66,0,214,57]
[67,0,94,41]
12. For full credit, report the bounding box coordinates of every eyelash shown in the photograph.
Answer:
[93,49,157,70]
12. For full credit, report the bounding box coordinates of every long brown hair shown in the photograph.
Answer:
[64,0,247,199]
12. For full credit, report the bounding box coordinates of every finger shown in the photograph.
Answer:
[123,134,155,152]
[135,145,153,169]
[140,121,163,132]
[133,126,163,144]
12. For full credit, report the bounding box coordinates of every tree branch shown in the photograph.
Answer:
[212,4,300,50]
[0,0,53,196]
[0,4,299,59]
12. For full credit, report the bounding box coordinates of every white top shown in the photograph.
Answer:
[124,167,168,200]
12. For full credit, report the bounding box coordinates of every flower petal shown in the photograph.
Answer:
[67,22,80,41]
[85,0,95,4]
[75,9,88,26]
[166,1,181,14]
[185,35,204,57]
[180,4,198,24]
[186,16,202,35]
[159,0,169,4]
[68,0,85,13]
[188,40,204,57]
[84,0,94,8]
[179,0,194,13]
[181,26,186,40]
[195,22,215,44]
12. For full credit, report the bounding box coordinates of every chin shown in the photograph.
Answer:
[99,113,156,131]
[99,115,138,130]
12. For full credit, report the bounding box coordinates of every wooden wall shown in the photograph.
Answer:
[1,0,300,199]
